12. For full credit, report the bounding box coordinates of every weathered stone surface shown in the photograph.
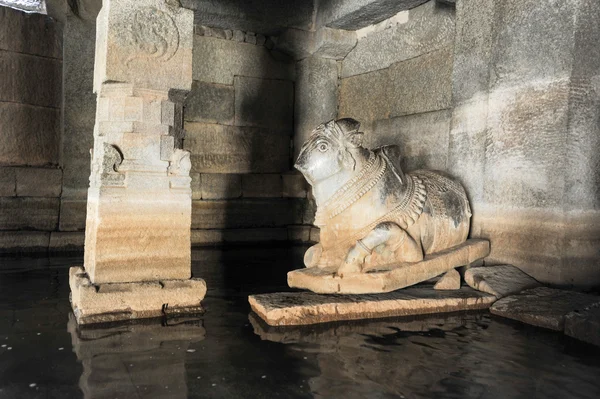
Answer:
[314,27,357,60]
[184,123,290,173]
[0,103,60,166]
[192,199,303,229]
[287,225,311,242]
[184,81,234,124]
[387,46,453,117]
[465,265,541,298]
[275,28,314,60]
[490,287,600,331]
[0,6,62,59]
[69,267,206,325]
[49,232,85,252]
[0,52,62,108]
[488,0,576,93]
[342,1,454,77]
[200,173,242,199]
[371,109,451,171]
[242,174,282,198]
[434,268,460,290]
[58,199,87,231]
[289,240,489,294]
[94,0,194,92]
[309,226,320,242]
[564,303,600,347]
[192,36,295,85]
[234,76,294,130]
[318,0,428,30]
[191,228,288,245]
[450,0,494,105]
[338,68,390,124]
[282,173,307,198]
[294,56,338,160]
[0,231,50,253]
[0,166,16,196]
[484,79,570,209]
[249,286,495,326]
[15,167,62,197]
[0,197,59,231]
[183,0,315,35]
[61,12,98,219]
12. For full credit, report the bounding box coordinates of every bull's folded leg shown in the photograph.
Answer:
[337,222,423,277]
[303,243,323,268]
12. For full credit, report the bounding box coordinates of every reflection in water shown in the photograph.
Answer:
[1,248,600,399]
[250,312,600,399]
[68,314,205,399]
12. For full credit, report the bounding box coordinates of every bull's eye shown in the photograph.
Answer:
[317,142,329,152]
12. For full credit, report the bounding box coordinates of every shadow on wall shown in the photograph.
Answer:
[182,13,315,249]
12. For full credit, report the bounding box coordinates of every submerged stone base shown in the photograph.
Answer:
[288,239,490,294]
[249,286,495,326]
[69,267,207,325]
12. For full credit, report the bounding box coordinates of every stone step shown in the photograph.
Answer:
[249,286,496,326]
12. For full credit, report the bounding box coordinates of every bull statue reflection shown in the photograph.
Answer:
[289,118,488,294]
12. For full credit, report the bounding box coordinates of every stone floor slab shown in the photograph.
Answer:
[490,287,600,331]
[69,267,206,325]
[564,304,600,347]
[249,286,496,326]
[465,265,540,298]
[288,239,489,294]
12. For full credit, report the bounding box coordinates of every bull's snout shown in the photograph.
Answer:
[294,151,308,173]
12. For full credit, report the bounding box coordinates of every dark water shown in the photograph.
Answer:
[1,245,599,399]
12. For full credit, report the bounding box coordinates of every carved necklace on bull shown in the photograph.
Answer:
[313,121,387,227]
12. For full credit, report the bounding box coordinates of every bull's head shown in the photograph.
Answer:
[295,118,365,186]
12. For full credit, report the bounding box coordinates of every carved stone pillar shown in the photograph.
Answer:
[69,0,206,324]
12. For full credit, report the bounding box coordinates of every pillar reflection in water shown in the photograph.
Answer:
[68,314,205,398]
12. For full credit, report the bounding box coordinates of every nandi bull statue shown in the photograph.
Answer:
[288,118,490,294]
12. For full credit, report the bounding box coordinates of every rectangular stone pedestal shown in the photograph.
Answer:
[70,267,206,325]
[288,239,490,294]
[249,286,496,326]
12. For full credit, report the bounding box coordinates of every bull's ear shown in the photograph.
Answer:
[347,132,364,148]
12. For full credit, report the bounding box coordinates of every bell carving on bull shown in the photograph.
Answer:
[289,118,490,294]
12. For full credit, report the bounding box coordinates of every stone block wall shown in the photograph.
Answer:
[0,6,68,252]
[449,0,600,287]
[184,29,313,244]
[333,0,599,287]
[338,0,455,172]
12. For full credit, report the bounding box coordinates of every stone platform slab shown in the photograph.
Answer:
[490,287,600,331]
[249,286,496,326]
[288,239,489,294]
[69,267,206,325]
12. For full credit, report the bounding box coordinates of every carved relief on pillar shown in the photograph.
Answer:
[94,0,194,93]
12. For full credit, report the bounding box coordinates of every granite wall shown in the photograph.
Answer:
[336,0,599,287]
[184,28,313,245]
[338,1,455,172]
[0,6,64,252]
[449,0,600,287]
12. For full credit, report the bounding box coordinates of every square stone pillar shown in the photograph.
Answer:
[70,0,206,324]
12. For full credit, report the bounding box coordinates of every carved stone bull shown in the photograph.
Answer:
[294,118,472,278]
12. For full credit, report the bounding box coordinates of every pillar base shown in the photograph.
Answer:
[69,267,206,325]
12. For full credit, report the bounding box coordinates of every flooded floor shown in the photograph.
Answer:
[1,245,600,399]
